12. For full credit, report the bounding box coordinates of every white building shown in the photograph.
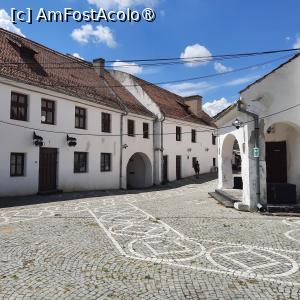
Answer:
[0,28,217,197]
[215,54,300,212]
[111,71,218,184]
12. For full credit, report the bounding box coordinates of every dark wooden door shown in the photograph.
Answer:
[163,155,168,183]
[176,155,181,180]
[39,148,57,192]
[266,142,287,183]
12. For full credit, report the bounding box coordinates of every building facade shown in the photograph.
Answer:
[110,70,218,185]
[0,28,217,197]
[215,54,300,211]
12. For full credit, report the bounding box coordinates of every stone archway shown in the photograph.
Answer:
[126,153,153,189]
[221,134,243,190]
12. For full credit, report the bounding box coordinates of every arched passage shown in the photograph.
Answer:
[221,134,243,189]
[126,152,153,189]
[265,122,300,205]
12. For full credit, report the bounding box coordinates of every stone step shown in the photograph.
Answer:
[215,189,242,203]
[209,191,236,208]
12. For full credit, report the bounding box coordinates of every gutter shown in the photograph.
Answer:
[119,109,129,189]
[101,71,130,190]
[237,101,261,209]
[160,111,166,183]
[153,118,156,185]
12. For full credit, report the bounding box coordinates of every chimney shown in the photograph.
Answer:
[184,95,202,117]
[93,58,105,78]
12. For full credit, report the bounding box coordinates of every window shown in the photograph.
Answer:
[102,112,111,133]
[101,153,112,172]
[74,152,88,173]
[10,153,25,177]
[128,119,135,136]
[11,92,28,121]
[176,126,182,141]
[143,123,149,139]
[191,129,196,143]
[213,158,216,167]
[212,134,217,145]
[75,107,86,129]
[41,99,55,125]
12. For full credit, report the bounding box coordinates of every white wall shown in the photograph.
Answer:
[121,114,154,189]
[241,55,300,205]
[162,118,218,182]
[216,55,300,209]
[110,70,218,184]
[0,79,123,196]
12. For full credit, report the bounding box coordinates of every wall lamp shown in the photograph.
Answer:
[67,135,77,147]
[232,118,244,130]
[33,132,44,147]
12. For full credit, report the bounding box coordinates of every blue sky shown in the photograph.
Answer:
[1,0,300,115]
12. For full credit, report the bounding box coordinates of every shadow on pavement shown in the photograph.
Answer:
[0,173,217,209]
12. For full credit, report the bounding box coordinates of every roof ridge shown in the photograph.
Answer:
[240,53,300,93]
[128,72,187,103]
[112,71,215,126]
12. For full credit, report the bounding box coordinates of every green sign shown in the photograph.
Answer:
[253,147,260,158]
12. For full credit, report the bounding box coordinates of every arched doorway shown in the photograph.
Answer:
[126,153,153,189]
[221,134,243,189]
[265,122,300,205]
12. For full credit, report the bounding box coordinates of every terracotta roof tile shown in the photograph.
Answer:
[131,76,215,127]
[0,28,151,116]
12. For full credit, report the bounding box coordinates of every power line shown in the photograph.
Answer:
[1,101,299,137]
[0,47,299,68]
[104,48,300,64]
[0,55,291,89]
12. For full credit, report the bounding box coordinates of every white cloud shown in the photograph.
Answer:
[293,36,300,49]
[214,62,233,73]
[286,36,291,41]
[112,60,143,75]
[72,53,84,60]
[180,44,212,67]
[224,75,259,87]
[164,74,259,97]
[87,0,158,10]
[164,81,215,97]
[0,9,24,36]
[71,24,117,48]
[203,97,232,117]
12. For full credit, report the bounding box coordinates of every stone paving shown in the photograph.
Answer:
[0,174,300,299]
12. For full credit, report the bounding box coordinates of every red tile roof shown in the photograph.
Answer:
[130,76,216,127]
[0,28,152,117]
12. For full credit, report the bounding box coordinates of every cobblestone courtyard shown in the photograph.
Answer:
[0,175,300,299]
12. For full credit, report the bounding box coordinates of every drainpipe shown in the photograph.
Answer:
[119,110,128,189]
[237,101,261,209]
[153,118,156,185]
[160,111,166,183]
[101,69,129,190]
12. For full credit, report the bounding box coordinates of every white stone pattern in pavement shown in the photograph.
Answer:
[1,198,300,288]
[283,219,300,244]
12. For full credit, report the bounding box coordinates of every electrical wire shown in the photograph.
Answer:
[0,47,299,68]
[0,55,292,89]
[1,101,299,137]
